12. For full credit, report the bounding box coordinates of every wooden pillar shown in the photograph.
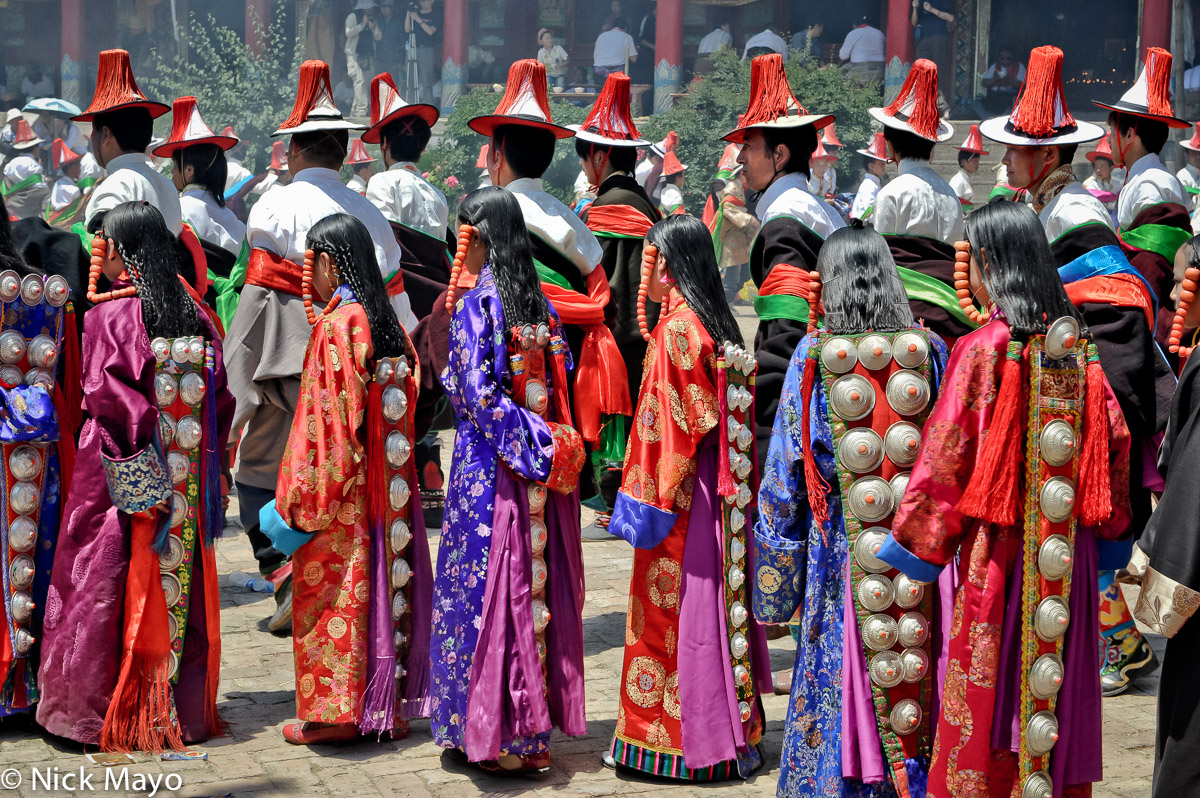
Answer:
[61,0,85,105]
[246,0,270,55]
[653,0,682,113]
[1141,0,1171,58]
[884,0,914,102]
[442,0,469,111]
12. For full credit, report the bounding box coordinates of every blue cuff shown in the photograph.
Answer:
[750,523,806,624]
[260,499,314,556]
[610,492,676,549]
[876,533,944,584]
[101,440,172,514]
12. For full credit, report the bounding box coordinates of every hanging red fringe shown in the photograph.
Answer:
[199,543,229,739]
[494,59,555,122]
[1009,46,1074,138]
[739,54,807,126]
[1144,47,1174,117]
[957,340,1025,526]
[279,61,335,130]
[580,72,640,140]
[550,346,573,426]
[1078,346,1112,526]
[80,49,154,116]
[884,59,941,141]
[800,348,829,527]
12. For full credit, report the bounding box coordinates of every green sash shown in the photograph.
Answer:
[76,176,98,192]
[533,259,573,290]
[44,196,82,226]
[1,174,41,197]
[988,184,1017,202]
[754,293,811,324]
[72,222,94,255]
[1121,222,1192,264]
[896,265,978,329]
[211,239,250,329]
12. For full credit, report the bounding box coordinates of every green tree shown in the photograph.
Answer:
[144,1,302,175]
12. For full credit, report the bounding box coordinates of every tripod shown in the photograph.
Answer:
[404,18,421,102]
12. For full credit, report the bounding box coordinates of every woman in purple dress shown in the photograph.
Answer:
[36,202,234,751]
[430,187,586,771]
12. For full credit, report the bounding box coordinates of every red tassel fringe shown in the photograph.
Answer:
[1009,46,1074,138]
[550,347,573,426]
[580,72,640,140]
[957,341,1025,526]
[740,54,807,126]
[280,61,334,130]
[884,59,941,141]
[83,49,152,114]
[1079,349,1112,526]
[1145,47,1174,117]
[800,349,829,528]
[495,59,554,122]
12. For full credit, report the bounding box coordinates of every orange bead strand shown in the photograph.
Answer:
[445,224,472,313]
[806,269,822,334]
[302,248,318,325]
[1169,265,1200,362]
[952,240,989,326]
[86,233,138,304]
[637,243,658,342]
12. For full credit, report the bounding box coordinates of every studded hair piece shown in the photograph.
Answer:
[445,224,473,314]
[87,233,138,304]
[1169,263,1200,363]
[806,269,821,334]
[953,239,990,325]
[637,243,659,342]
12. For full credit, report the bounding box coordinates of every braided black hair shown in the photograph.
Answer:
[456,186,552,330]
[102,202,206,340]
[305,213,414,362]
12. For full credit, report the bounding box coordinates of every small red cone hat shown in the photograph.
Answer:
[11,119,42,150]
[221,125,237,138]
[650,130,678,157]
[475,144,489,169]
[981,46,1103,145]
[956,124,989,154]
[153,96,239,158]
[346,138,375,164]
[469,59,573,138]
[52,138,82,169]
[363,72,439,144]
[1086,134,1116,162]
[869,59,952,142]
[856,131,889,161]
[821,122,844,148]
[73,49,169,122]
[661,148,687,177]
[724,53,832,143]
[1095,46,1189,128]
[571,72,648,147]
[270,140,288,171]
[1181,122,1200,153]
[811,137,836,162]
[273,60,365,137]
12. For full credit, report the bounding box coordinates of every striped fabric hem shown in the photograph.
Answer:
[609,736,734,782]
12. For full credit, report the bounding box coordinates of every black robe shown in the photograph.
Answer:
[388,221,453,323]
[1120,202,1192,348]
[884,234,975,346]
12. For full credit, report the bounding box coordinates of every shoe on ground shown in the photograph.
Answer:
[1101,635,1158,697]
[268,575,293,635]
[282,721,358,745]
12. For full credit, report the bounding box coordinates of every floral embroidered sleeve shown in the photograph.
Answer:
[442,287,555,483]
[610,310,720,549]
[276,303,372,534]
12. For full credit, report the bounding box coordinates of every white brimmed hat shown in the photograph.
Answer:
[272,60,366,137]
[722,54,833,144]
[868,59,953,142]
[980,46,1103,147]
[569,72,649,147]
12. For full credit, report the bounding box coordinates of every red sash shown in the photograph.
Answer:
[585,204,655,238]
[245,248,303,297]
[757,263,812,298]
[386,269,405,296]
[1065,273,1155,331]
[179,225,210,295]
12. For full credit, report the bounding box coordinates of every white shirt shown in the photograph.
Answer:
[756,172,845,240]
[948,168,973,205]
[982,62,1027,82]
[86,152,183,235]
[346,173,368,194]
[808,169,836,197]
[593,29,637,68]
[21,76,54,99]
[838,26,886,63]
[1040,182,1116,245]
[225,157,254,194]
[1177,163,1200,195]
[698,27,733,55]
[365,162,450,239]
[505,177,603,276]
[851,173,881,221]
[2,155,45,187]
[660,184,684,213]
[77,152,103,190]
[344,11,369,58]
[871,158,966,243]
[1185,64,1200,91]
[247,167,416,329]
[181,187,247,256]
[48,176,81,212]
[33,120,87,155]
[1117,152,1189,231]
[537,44,570,76]
[742,29,787,60]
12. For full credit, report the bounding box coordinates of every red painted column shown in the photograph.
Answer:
[1141,0,1171,59]
[886,0,914,66]
[246,0,270,55]
[653,0,682,112]
[442,0,469,110]
[61,0,85,105]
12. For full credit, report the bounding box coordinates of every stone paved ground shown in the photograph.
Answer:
[0,306,1160,796]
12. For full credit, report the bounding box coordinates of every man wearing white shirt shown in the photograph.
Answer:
[742,27,786,61]
[850,132,888,221]
[838,18,886,85]
[696,20,732,74]
[593,18,637,77]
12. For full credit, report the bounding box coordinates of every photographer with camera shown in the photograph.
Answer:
[345,0,382,117]
[404,0,440,105]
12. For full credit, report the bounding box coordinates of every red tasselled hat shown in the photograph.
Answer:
[981,46,1103,146]
[661,133,686,176]
[476,144,489,169]
[346,137,375,164]
[821,122,844,149]
[868,59,953,142]
[153,96,239,158]
[221,125,237,138]
[1094,46,1189,128]
[571,72,648,147]
[856,131,889,161]
[1086,134,1117,162]
[724,54,833,143]
[11,119,42,150]
[362,72,439,144]
[811,137,836,162]
[1181,122,1200,153]
[270,140,288,171]
[73,49,169,122]
[273,60,366,137]
[956,124,989,154]
[52,138,82,169]
[469,59,573,138]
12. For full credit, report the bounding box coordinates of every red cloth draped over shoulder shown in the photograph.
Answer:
[1065,273,1156,331]
[585,203,655,238]
[756,262,811,298]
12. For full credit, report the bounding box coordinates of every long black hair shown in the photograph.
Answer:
[646,214,744,347]
[816,224,913,333]
[965,200,1087,341]
[103,202,206,340]
[173,143,229,207]
[456,186,552,329]
[305,213,413,361]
